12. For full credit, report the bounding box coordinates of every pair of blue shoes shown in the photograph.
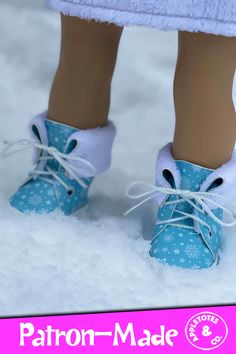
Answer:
[7,113,236,269]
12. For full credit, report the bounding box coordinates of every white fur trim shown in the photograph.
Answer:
[66,122,116,177]
[28,111,48,165]
[200,150,236,208]
[155,143,181,205]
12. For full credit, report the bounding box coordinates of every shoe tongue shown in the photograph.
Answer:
[44,119,78,171]
[172,160,213,229]
[176,160,213,192]
[45,119,78,152]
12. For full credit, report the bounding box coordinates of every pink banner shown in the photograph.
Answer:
[0,305,235,353]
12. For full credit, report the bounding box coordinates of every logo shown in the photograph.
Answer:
[185,311,228,351]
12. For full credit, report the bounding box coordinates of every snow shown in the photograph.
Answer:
[0,0,235,316]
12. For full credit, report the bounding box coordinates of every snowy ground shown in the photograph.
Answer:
[0,0,236,316]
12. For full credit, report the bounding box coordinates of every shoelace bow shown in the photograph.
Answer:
[2,139,96,191]
[124,181,236,232]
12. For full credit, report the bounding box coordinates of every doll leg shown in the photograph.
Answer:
[173,32,236,169]
[10,15,122,215]
[48,15,123,129]
[150,33,236,269]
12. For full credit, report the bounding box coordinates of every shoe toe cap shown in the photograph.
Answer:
[10,181,59,214]
[10,178,90,215]
[150,228,215,269]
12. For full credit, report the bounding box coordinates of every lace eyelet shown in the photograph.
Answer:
[67,188,75,197]
[209,230,212,237]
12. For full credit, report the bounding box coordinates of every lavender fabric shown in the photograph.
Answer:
[45,0,236,36]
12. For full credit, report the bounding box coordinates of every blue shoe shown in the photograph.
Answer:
[149,144,236,269]
[9,112,116,215]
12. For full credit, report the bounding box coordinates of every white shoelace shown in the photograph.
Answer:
[125,181,236,232]
[2,139,96,191]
